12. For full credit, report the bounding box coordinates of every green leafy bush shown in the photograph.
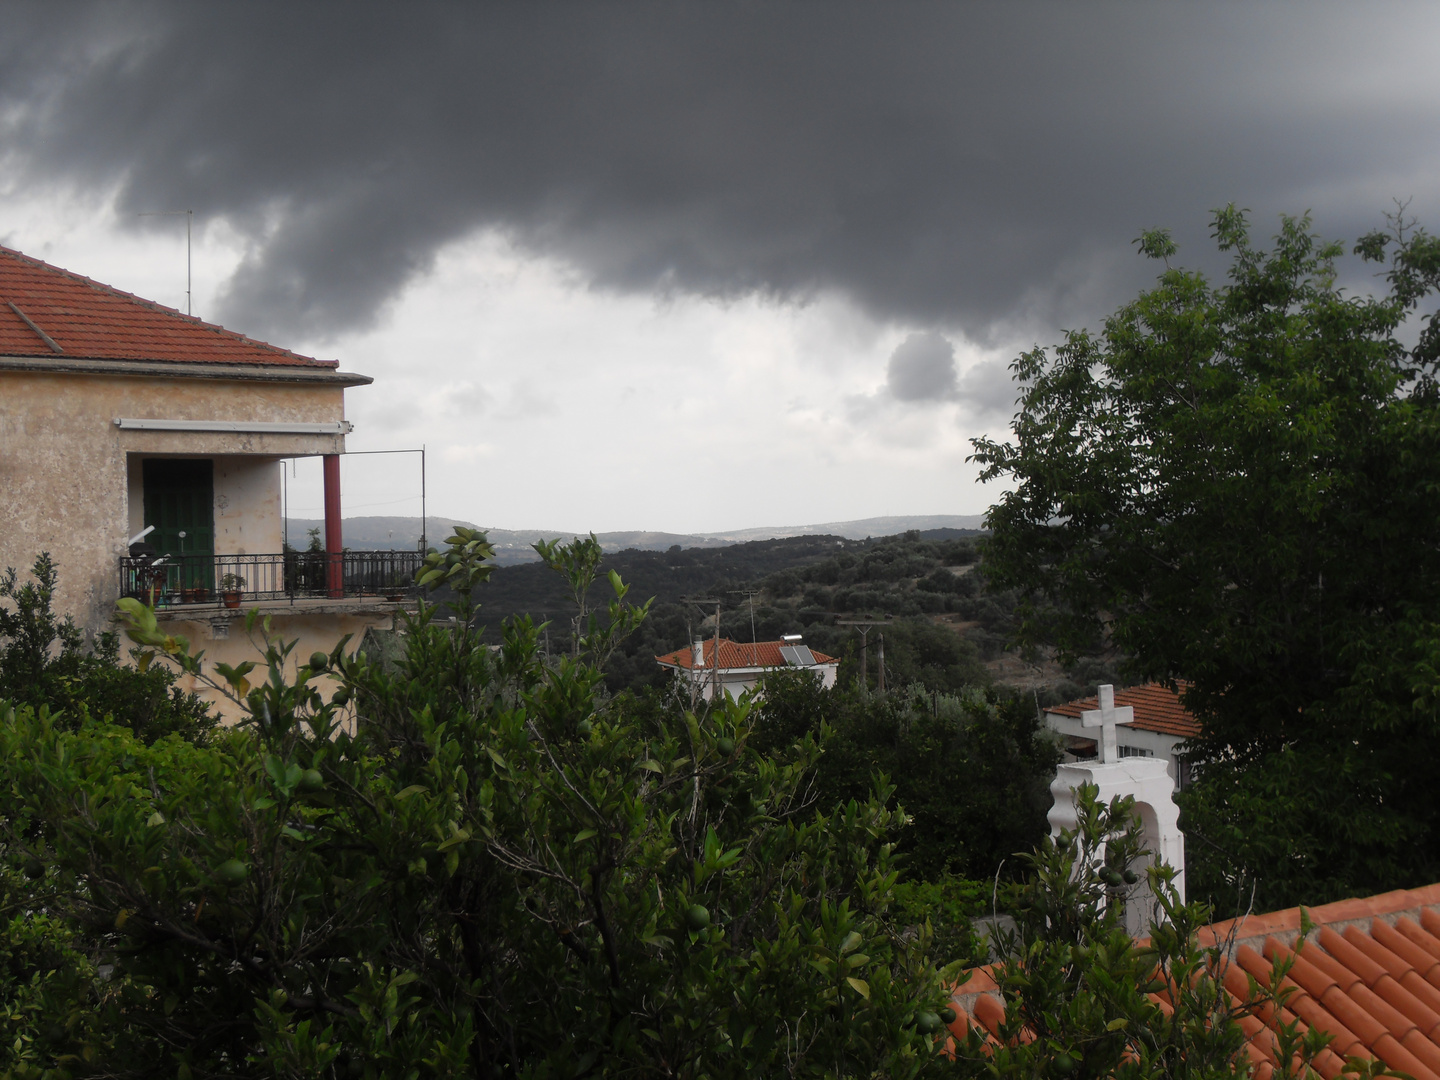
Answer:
[751,673,1061,882]
[0,533,962,1077]
[0,553,214,745]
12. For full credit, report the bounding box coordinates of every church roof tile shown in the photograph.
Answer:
[1046,682,1201,739]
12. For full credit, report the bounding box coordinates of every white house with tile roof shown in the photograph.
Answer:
[1043,682,1200,787]
[655,636,839,701]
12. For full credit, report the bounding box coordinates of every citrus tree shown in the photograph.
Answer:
[0,531,961,1078]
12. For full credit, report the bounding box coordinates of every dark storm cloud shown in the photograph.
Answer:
[1,3,1436,342]
[887,332,956,403]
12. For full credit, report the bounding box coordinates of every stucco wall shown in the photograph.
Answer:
[157,607,398,725]
[213,457,284,555]
[0,368,348,635]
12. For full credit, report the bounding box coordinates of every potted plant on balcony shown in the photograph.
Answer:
[384,573,410,602]
[220,572,245,609]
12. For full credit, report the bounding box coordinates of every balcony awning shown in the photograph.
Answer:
[113,418,353,435]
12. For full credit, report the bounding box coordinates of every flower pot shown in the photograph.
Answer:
[222,590,242,609]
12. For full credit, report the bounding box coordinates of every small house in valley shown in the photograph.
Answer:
[655,636,839,701]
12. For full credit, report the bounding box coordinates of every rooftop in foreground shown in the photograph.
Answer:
[952,883,1440,1080]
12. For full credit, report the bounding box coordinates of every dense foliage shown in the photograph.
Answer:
[0,554,214,745]
[1,534,1373,1080]
[972,206,1440,911]
[0,534,963,1078]
[749,673,1060,885]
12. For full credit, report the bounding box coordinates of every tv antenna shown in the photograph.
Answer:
[138,209,193,315]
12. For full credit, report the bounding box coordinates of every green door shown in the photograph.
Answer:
[143,458,215,591]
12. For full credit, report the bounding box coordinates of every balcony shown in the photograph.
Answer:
[119,550,423,609]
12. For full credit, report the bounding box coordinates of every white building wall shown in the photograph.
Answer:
[1044,711,1188,784]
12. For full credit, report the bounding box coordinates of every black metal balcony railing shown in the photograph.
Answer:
[119,551,423,607]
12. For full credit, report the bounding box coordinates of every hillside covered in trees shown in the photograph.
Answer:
[464,528,1117,702]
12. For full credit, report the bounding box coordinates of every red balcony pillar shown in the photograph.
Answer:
[323,453,343,598]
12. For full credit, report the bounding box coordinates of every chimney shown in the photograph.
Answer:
[693,640,705,666]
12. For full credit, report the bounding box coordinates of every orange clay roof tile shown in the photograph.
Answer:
[655,637,837,671]
[0,246,333,368]
[1046,681,1202,739]
[955,882,1440,1074]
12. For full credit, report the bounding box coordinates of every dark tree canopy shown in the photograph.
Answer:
[971,206,1440,909]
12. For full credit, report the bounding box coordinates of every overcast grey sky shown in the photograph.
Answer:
[3,3,1437,532]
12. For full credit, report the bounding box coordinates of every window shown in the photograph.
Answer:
[1118,745,1153,759]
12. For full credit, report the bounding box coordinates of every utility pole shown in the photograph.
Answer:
[877,633,886,692]
[683,596,724,704]
[835,618,893,692]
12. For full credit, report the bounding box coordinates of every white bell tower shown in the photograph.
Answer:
[1048,685,1186,936]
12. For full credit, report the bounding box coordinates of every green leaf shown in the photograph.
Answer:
[845,977,870,999]
[436,828,472,852]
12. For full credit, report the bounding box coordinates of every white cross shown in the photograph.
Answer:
[1081,684,1133,764]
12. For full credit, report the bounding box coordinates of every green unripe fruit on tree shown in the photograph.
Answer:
[576,719,593,736]
[1053,1053,1078,1075]
[331,686,351,706]
[1122,868,1139,885]
[938,1006,957,1024]
[309,651,330,672]
[23,857,45,880]
[685,904,711,932]
[915,1011,941,1035]
[299,768,325,793]
[215,858,249,885]
[716,737,735,756]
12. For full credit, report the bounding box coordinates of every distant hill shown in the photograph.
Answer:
[289,514,987,565]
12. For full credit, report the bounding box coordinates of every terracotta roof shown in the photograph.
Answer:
[949,883,1440,1080]
[0,246,333,368]
[655,637,837,671]
[1046,682,1201,739]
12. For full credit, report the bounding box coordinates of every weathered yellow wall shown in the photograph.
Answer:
[213,457,284,555]
[0,368,348,634]
[157,607,398,725]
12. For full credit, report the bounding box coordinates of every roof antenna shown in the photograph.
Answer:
[138,209,193,315]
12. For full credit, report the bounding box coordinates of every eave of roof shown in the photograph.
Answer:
[0,354,372,387]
